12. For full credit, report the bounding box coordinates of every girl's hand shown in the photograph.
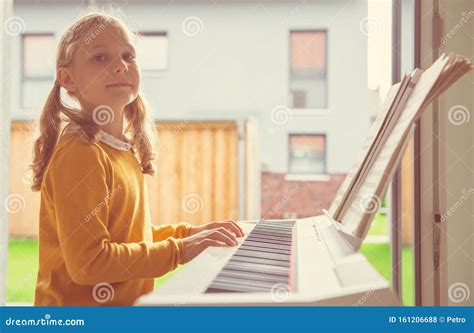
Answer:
[189,220,245,238]
[180,226,242,264]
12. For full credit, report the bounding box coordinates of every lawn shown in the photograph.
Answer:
[7,213,414,305]
[360,243,414,306]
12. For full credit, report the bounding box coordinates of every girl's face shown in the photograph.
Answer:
[60,24,140,112]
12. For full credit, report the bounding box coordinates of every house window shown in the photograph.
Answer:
[21,34,55,109]
[289,30,327,109]
[289,134,326,174]
[136,32,168,71]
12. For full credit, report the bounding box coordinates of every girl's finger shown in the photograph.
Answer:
[201,239,227,248]
[207,228,238,245]
[220,221,243,237]
[228,220,244,237]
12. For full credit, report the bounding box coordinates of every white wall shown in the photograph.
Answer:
[13,0,369,175]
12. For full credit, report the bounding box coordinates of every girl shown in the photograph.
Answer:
[30,11,244,306]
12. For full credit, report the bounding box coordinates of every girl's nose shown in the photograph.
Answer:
[114,57,128,73]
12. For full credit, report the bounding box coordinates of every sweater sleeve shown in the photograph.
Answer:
[151,222,193,242]
[47,141,183,286]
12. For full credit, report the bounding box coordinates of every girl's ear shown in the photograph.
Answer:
[57,67,77,94]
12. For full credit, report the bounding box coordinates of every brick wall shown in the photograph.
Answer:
[261,171,346,219]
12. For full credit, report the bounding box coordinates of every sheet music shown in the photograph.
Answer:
[328,82,402,217]
[333,71,421,221]
[341,54,452,238]
[330,70,419,221]
[342,125,415,237]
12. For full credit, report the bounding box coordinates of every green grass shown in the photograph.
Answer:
[7,239,38,303]
[360,243,414,306]
[367,213,389,236]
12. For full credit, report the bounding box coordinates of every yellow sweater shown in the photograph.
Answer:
[34,131,192,306]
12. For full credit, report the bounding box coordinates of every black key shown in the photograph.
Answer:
[251,229,292,237]
[225,261,289,276]
[206,281,271,293]
[212,275,279,290]
[240,244,291,255]
[235,249,291,262]
[254,225,293,231]
[254,226,294,234]
[252,230,293,238]
[248,232,292,241]
[231,255,290,268]
[246,235,292,245]
[219,269,288,284]
[244,240,292,251]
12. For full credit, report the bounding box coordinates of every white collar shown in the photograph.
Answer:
[98,129,132,152]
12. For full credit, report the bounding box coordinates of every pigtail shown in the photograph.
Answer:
[30,81,63,191]
[124,95,156,175]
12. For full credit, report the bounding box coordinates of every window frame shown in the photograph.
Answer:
[287,133,328,177]
[20,33,55,110]
[136,31,168,74]
[288,29,329,112]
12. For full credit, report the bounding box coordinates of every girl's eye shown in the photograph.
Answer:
[123,53,136,62]
[93,54,107,64]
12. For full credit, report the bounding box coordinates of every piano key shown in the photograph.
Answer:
[235,249,291,262]
[252,229,293,237]
[225,261,289,276]
[254,224,293,231]
[212,275,282,291]
[240,244,291,255]
[243,240,292,251]
[259,222,294,230]
[206,281,271,293]
[251,230,293,237]
[230,255,290,267]
[246,235,293,245]
[247,232,292,241]
[219,269,289,284]
[253,226,294,233]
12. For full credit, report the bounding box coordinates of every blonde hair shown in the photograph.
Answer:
[30,11,156,192]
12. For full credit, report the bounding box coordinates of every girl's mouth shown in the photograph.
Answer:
[106,83,132,88]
